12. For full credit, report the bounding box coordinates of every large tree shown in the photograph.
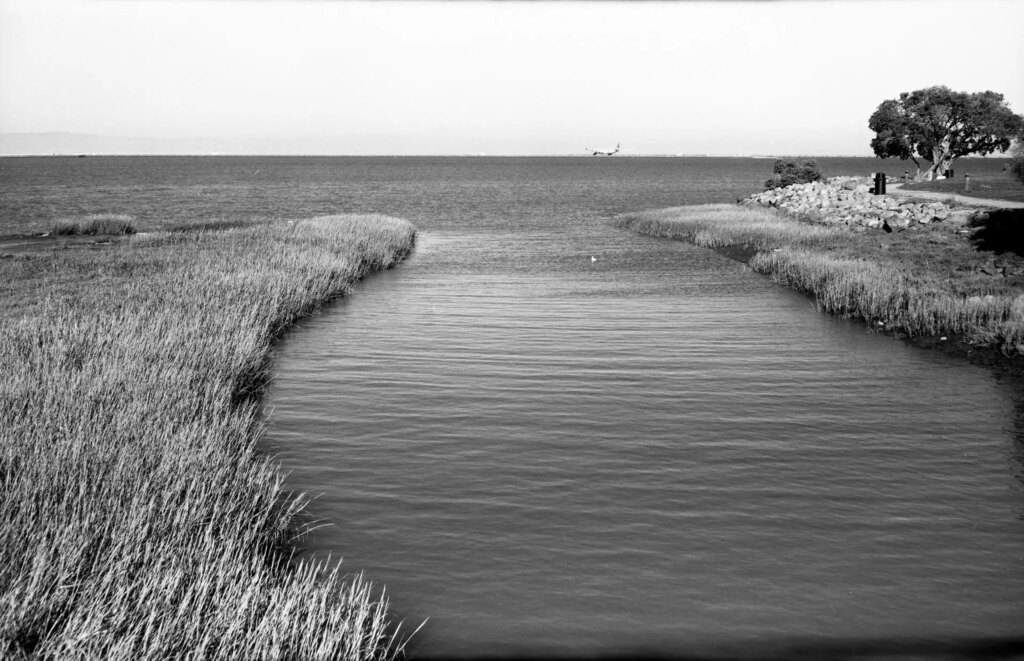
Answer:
[868,86,1024,180]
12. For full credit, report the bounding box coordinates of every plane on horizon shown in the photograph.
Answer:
[586,142,620,156]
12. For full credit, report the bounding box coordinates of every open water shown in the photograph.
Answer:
[2,156,1022,658]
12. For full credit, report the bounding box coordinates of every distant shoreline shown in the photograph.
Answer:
[3,152,1014,162]
[0,152,887,158]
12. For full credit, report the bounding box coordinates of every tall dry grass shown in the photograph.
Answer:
[751,248,1019,342]
[613,203,842,251]
[614,204,1024,355]
[1,214,417,659]
[49,213,136,236]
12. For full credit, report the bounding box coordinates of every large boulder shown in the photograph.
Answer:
[883,214,911,232]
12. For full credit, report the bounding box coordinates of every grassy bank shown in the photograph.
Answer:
[1,215,416,659]
[614,204,1024,359]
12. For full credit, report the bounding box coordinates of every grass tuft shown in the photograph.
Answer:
[49,213,136,236]
[1,214,417,659]
[613,203,843,251]
[164,218,254,233]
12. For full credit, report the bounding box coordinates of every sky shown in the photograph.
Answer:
[1,0,1022,156]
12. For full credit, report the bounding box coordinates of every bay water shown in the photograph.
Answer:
[3,156,1022,657]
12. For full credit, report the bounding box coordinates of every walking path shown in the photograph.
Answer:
[887,183,1024,209]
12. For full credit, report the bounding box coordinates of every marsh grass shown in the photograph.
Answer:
[1,214,417,659]
[614,204,1024,355]
[613,203,842,251]
[162,218,255,233]
[49,213,136,236]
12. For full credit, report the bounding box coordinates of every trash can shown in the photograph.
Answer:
[873,172,886,195]
[946,169,954,180]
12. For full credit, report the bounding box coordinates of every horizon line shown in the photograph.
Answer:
[2,152,921,159]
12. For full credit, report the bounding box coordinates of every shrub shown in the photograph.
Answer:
[764,158,823,190]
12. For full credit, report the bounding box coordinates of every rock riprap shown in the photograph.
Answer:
[741,177,973,231]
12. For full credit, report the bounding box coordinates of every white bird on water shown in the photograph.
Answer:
[591,255,597,263]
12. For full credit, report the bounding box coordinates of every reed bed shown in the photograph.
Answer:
[613,204,843,251]
[751,248,1020,341]
[1,214,417,659]
[615,204,1024,356]
[48,213,136,236]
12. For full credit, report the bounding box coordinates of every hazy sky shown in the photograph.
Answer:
[1,0,1022,155]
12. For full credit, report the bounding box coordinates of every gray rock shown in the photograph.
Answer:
[885,215,910,231]
[946,210,974,227]
[742,178,965,233]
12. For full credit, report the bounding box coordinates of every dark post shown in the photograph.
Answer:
[964,173,970,192]
[946,168,954,180]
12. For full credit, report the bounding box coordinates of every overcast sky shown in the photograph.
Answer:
[1,0,1022,156]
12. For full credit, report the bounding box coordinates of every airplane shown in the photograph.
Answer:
[586,142,620,156]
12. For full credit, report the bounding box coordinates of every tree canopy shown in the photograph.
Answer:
[868,86,1024,180]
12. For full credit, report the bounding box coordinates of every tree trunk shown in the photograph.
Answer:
[910,156,922,181]
[938,157,955,179]
[928,135,953,180]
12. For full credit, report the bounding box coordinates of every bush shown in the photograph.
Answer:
[764,158,823,190]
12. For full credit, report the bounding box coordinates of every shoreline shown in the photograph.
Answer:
[1,215,417,658]
[706,242,1024,374]
[614,201,1024,374]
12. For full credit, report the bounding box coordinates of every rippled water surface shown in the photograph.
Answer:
[255,159,1024,657]
[3,156,1022,657]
